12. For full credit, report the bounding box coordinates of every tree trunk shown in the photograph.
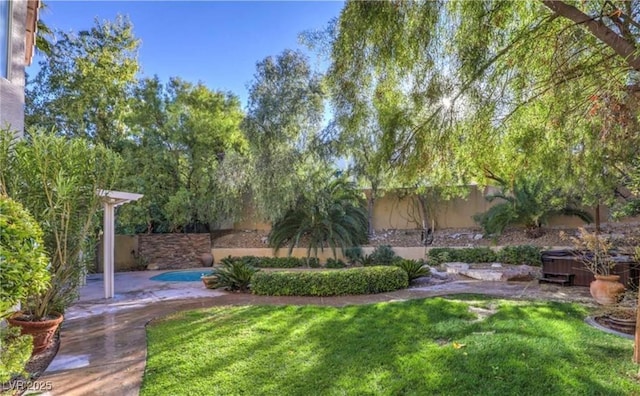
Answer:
[595,203,601,234]
[367,192,375,237]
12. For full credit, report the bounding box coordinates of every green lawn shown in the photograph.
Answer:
[142,297,639,396]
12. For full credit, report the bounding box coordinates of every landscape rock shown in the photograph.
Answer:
[461,269,503,281]
[445,262,469,274]
[500,265,540,282]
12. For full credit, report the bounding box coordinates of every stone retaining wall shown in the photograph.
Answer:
[138,233,211,270]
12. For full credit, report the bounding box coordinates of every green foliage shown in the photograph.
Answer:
[344,246,363,265]
[26,15,139,147]
[325,258,346,269]
[118,77,247,233]
[0,326,33,383]
[474,177,593,237]
[251,266,408,296]
[496,245,542,266]
[395,259,431,281]
[0,130,122,319]
[366,245,399,266]
[219,256,315,269]
[269,176,368,261]
[428,248,497,265]
[243,49,327,222]
[0,195,50,318]
[213,258,260,292]
[328,2,640,207]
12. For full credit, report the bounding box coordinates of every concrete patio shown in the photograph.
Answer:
[35,270,595,395]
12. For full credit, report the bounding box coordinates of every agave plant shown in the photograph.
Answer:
[395,259,431,281]
[474,177,593,238]
[269,177,368,264]
[213,257,259,292]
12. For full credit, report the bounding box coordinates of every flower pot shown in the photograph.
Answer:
[201,274,219,289]
[603,310,636,335]
[200,253,214,267]
[589,275,625,305]
[7,311,64,354]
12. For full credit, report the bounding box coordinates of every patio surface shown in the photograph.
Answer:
[35,269,594,396]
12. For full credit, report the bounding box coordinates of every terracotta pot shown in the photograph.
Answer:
[603,311,636,335]
[7,311,64,354]
[590,275,625,305]
[200,253,214,267]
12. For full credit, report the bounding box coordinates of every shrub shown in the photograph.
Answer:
[344,246,363,265]
[214,258,260,292]
[367,245,399,266]
[325,258,346,268]
[0,195,50,318]
[257,257,304,268]
[428,247,497,265]
[251,266,409,296]
[0,326,33,383]
[395,259,431,281]
[496,245,542,266]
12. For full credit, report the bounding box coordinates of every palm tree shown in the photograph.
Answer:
[474,177,593,238]
[269,177,368,263]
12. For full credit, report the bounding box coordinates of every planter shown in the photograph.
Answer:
[201,274,219,289]
[603,310,636,335]
[200,253,214,267]
[7,311,64,354]
[590,275,625,305]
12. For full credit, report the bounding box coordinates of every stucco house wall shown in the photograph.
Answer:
[0,0,36,137]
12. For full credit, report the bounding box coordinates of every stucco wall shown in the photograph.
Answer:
[96,235,139,272]
[212,247,429,263]
[0,0,27,136]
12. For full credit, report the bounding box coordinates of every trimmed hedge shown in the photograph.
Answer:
[428,245,542,266]
[428,247,497,265]
[496,245,542,266]
[251,266,409,296]
[220,256,320,268]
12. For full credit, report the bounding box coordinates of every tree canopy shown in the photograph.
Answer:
[329,0,640,205]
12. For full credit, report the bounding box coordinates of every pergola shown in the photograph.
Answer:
[97,190,143,299]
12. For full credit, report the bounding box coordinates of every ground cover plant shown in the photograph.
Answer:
[142,297,638,396]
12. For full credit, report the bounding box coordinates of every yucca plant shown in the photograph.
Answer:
[269,176,368,264]
[213,258,259,292]
[395,259,431,281]
[474,177,593,238]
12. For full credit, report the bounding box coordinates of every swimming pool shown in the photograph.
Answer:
[150,270,212,282]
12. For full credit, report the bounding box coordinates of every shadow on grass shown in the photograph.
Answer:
[142,297,637,396]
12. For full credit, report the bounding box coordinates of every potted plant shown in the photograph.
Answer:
[0,195,52,359]
[565,228,625,305]
[1,130,122,352]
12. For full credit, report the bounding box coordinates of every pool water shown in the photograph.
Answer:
[150,270,212,282]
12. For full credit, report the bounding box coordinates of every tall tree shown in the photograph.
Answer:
[329,1,640,207]
[26,15,139,149]
[243,49,326,223]
[118,77,247,233]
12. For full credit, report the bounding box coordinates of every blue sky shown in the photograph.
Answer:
[30,1,344,106]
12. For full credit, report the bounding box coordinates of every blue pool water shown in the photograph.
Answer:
[150,270,212,282]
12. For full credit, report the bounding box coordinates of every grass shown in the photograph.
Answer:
[142,297,639,395]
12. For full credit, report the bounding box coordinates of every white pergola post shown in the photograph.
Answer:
[98,190,143,299]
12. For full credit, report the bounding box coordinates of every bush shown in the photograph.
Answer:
[428,247,497,265]
[366,245,399,266]
[214,257,260,292]
[325,258,346,268]
[496,245,542,266]
[395,259,431,281]
[251,266,409,296]
[218,256,320,269]
[0,195,50,318]
[344,246,363,265]
[0,326,33,383]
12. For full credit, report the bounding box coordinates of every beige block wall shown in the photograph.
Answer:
[0,0,27,136]
[212,247,429,263]
[97,235,138,272]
